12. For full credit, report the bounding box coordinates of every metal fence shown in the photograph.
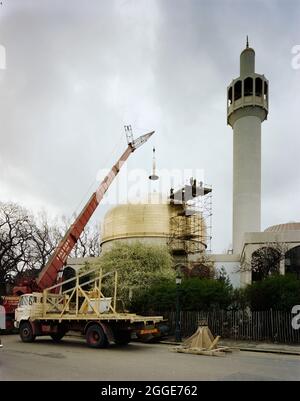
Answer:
[156,310,300,344]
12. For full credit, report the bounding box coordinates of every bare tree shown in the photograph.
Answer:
[179,253,215,279]
[0,203,35,294]
[72,224,100,258]
[58,215,101,258]
[0,203,101,295]
[30,212,62,271]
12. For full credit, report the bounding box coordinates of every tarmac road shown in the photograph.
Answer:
[0,335,299,381]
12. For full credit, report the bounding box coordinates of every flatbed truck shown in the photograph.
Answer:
[15,268,163,348]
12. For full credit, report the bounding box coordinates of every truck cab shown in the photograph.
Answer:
[14,293,42,329]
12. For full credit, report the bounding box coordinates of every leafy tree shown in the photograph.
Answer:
[92,242,174,306]
[215,266,231,286]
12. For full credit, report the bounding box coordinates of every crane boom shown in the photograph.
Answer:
[37,131,154,290]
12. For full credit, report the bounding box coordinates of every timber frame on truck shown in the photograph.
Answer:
[15,267,163,348]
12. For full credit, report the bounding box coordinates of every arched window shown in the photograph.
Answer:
[244,77,253,96]
[251,247,281,282]
[264,81,268,101]
[62,266,76,293]
[255,77,263,97]
[285,246,300,279]
[228,86,233,106]
[234,80,242,101]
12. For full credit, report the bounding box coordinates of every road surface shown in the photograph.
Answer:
[0,335,299,381]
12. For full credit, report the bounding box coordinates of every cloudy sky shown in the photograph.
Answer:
[0,0,299,253]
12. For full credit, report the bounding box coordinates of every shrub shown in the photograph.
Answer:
[131,277,233,313]
[245,274,300,311]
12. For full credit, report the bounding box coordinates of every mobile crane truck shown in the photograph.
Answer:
[12,128,163,346]
[14,267,163,347]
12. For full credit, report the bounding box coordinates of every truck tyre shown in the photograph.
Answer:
[86,324,108,348]
[114,330,131,346]
[50,332,65,342]
[20,321,36,343]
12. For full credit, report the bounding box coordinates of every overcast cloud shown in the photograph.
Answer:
[0,0,299,253]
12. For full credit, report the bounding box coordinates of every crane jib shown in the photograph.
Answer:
[36,131,153,291]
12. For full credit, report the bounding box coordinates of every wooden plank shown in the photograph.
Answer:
[208,335,220,350]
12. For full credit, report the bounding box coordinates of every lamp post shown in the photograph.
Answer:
[175,274,182,342]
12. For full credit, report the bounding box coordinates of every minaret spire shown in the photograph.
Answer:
[246,35,249,48]
[149,147,159,181]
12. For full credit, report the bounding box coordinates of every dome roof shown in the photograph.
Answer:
[100,195,175,244]
[264,222,300,233]
[100,192,206,247]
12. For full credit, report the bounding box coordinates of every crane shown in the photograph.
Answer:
[11,128,154,297]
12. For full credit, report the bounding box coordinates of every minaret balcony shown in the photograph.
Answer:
[227,73,269,123]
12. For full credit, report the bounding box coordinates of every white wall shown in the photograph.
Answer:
[215,261,241,288]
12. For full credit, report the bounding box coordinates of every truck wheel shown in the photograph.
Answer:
[114,331,131,346]
[86,324,108,348]
[50,332,65,343]
[20,322,36,343]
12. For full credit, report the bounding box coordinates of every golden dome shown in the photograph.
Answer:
[101,196,174,245]
[100,192,207,254]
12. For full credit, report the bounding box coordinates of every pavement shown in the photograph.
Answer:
[0,334,299,381]
[162,337,300,356]
[220,339,300,356]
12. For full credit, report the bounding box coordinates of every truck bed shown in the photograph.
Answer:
[34,312,163,324]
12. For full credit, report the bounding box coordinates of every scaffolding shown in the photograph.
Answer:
[167,179,212,261]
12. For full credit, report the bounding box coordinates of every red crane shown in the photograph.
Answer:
[3,129,154,328]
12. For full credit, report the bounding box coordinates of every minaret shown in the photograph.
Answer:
[227,38,269,253]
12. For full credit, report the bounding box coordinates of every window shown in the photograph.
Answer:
[234,80,242,101]
[264,81,268,101]
[19,296,29,306]
[255,77,263,97]
[244,77,253,96]
[228,86,233,106]
[285,246,300,279]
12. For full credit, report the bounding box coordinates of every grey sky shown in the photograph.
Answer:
[0,0,299,253]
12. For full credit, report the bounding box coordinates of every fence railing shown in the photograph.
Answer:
[155,310,300,344]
